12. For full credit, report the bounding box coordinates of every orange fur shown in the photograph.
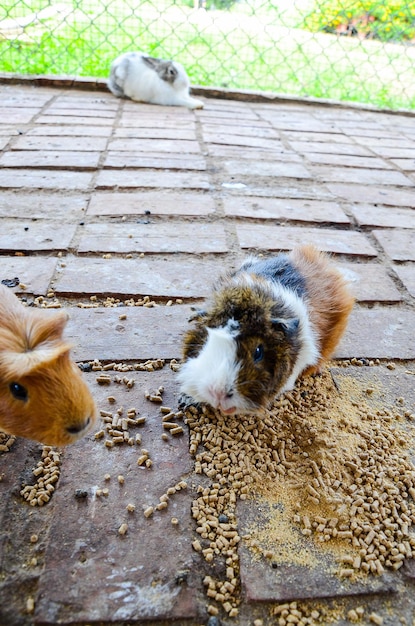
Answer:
[289,245,355,373]
[0,285,96,445]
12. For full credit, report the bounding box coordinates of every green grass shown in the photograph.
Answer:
[0,0,414,110]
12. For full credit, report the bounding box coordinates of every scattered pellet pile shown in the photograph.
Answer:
[184,366,415,620]
[0,431,16,453]
[20,446,61,507]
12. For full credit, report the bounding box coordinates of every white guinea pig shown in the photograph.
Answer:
[108,51,204,109]
[178,245,354,415]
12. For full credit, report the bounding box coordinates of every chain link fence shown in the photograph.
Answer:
[0,0,414,110]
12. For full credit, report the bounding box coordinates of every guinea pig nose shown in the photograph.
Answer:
[226,390,234,398]
[66,417,90,435]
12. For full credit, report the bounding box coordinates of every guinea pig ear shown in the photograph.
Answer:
[271,317,299,337]
[142,55,161,70]
[0,342,72,379]
[27,310,69,348]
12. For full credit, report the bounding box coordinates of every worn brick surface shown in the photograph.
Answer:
[223,196,349,224]
[338,262,404,302]
[203,132,283,150]
[236,224,377,257]
[55,257,223,298]
[0,219,77,251]
[12,135,109,151]
[77,223,227,254]
[36,369,198,624]
[222,159,311,179]
[393,264,415,298]
[303,153,393,169]
[108,138,200,153]
[113,127,197,140]
[0,192,88,220]
[288,140,373,156]
[207,144,303,162]
[0,168,93,190]
[1,84,415,626]
[312,166,414,186]
[373,229,415,262]
[66,306,192,361]
[349,204,415,228]
[27,125,113,137]
[0,256,58,294]
[36,115,114,126]
[87,191,215,216]
[0,150,101,169]
[338,308,415,359]
[103,152,206,170]
[95,170,210,190]
[327,183,415,207]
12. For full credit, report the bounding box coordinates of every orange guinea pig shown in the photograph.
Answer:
[0,284,96,446]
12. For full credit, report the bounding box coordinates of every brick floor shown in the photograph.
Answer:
[1,83,415,626]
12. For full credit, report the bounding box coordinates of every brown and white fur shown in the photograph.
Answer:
[178,245,354,415]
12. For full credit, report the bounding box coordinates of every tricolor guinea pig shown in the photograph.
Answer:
[0,284,96,446]
[178,245,354,415]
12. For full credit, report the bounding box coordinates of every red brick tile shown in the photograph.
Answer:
[36,369,198,623]
[0,219,77,251]
[66,305,192,361]
[12,135,108,151]
[337,308,415,359]
[0,192,88,219]
[338,262,403,302]
[393,264,415,298]
[77,223,227,254]
[95,170,209,190]
[222,160,311,179]
[236,224,377,257]
[108,138,200,153]
[87,191,215,217]
[289,141,373,156]
[350,204,415,228]
[373,229,415,261]
[311,166,414,186]
[327,183,415,207]
[103,152,206,171]
[223,196,349,224]
[0,256,58,294]
[55,257,222,298]
[0,169,93,190]
[0,150,100,169]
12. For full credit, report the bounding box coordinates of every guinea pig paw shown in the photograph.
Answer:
[177,393,201,411]
[188,308,207,322]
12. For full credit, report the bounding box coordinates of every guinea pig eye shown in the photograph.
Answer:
[9,382,28,402]
[253,344,264,363]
